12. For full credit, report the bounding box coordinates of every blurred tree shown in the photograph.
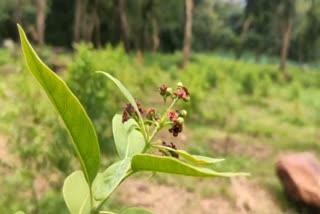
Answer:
[151,1,160,51]
[73,0,84,43]
[45,0,73,46]
[290,0,320,62]
[192,0,242,51]
[36,0,47,46]
[276,0,296,74]
[0,0,15,40]
[156,0,184,52]
[119,0,131,50]
[0,0,319,65]
[182,0,193,68]
[15,0,23,24]
[240,0,275,61]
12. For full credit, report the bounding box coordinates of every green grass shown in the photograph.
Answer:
[1,45,320,212]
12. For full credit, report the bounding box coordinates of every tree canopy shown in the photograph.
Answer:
[1,0,320,63]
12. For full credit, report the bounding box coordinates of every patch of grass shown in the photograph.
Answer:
[2,46,320,212]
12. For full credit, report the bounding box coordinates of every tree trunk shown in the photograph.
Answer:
[182,0,193,69]
[90,0,101,48]
[140,0,153,51]
[93,12,101,48]
[36,0,46,46]
[15,0,23,24]
[118,0,130,51]
[280,19,292,75]
[152,17,159,52]
[27,25,39,42]
[236,17,252,59]
[83,15,94,42]
[73,0,83,43]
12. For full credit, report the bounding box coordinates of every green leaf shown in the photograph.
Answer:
[98,211,117,214]
[18,25,100,185]
[93,159,131,202]
[155,145,224,165]
[132,154,249,177]
[97,71,143,125]
[121,207,153,214]
[63,171,91,214]
[14,211,25,214]
[127,129,145,157]
[112,114,145,159]
[63,161,131,214]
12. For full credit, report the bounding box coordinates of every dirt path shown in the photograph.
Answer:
[116,177,282,214]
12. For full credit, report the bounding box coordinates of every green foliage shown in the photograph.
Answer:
[289,81,302,100]
[98,72,144,125]
[0,48,14,65]
[121,207,153,214]
[112,115,145,159]
[3,38,320,213]
[1,0,320,63]
[67,44,137,151]
[131,154,246,177]
[241,69,257,95]
[63,171,91,214]
[93,159,131,202]
[18,25,100,185]
[17,26,246,214]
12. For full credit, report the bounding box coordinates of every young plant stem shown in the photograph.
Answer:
[99,211,117,214]
[137,114,150,144]
[147,97,178,143]
[94,170,134,212]
[90,186,94,211]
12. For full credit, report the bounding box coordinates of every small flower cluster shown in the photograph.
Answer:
[167,110,186,137]
[120,82,190,159]
[122,101,162,125]
[159,83,189,137]
[159,82,190,102]
[122,101,144,123]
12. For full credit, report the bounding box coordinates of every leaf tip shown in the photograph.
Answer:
[96,71,109,77]
[17,24,24,38]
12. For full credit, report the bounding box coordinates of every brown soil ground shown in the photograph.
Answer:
[116,177,282,214]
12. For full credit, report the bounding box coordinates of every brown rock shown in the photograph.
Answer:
[276,152,320,207]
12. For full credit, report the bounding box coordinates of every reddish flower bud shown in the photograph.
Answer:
[122,100,144,123]
[174,86,190,101]
[167,110,179,122]
[124,103,135,115]
[122,110,129,123]
[159,85,168,96]
[146,108,158,121]
[136,100,145,114]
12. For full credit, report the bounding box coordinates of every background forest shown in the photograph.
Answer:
[1,0,320,213]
